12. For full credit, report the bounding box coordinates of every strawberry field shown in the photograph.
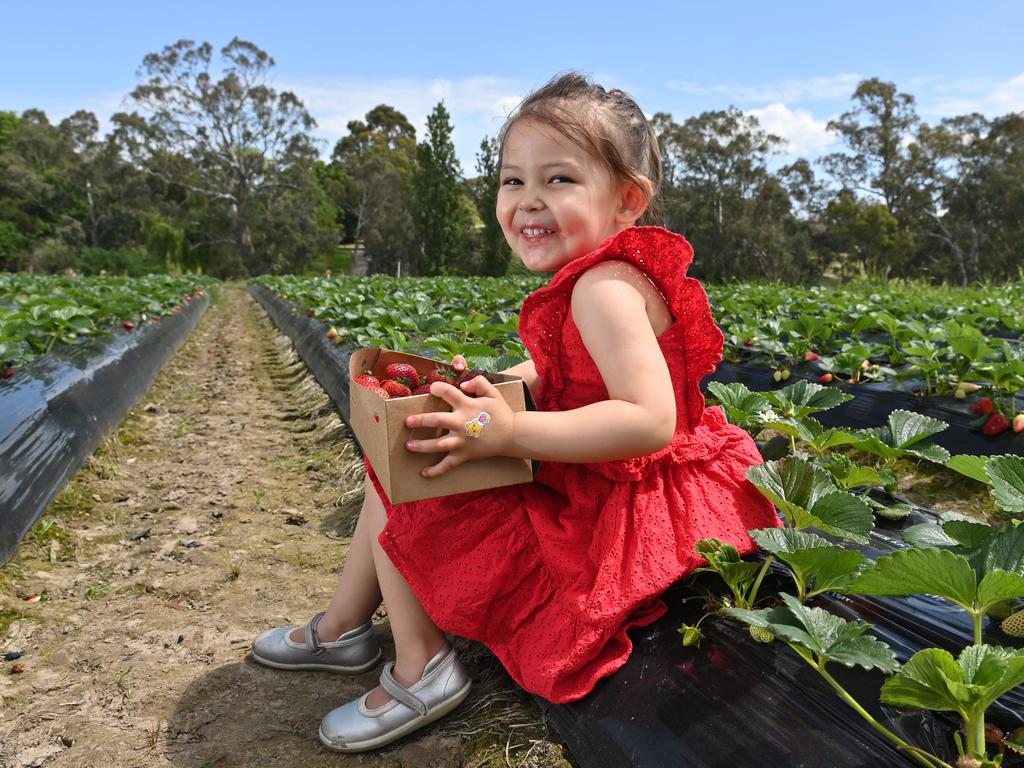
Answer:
[250,273,1024,767]
[3,272,1024,767]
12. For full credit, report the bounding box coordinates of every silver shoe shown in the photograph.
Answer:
[251,612,382,673]
[318,640,472,753]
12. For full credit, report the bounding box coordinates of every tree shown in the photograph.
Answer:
[654,108,794,279]
[469,136,510,276]
[821,78,919,217]
[411,101,468,275]
[330,105,417,275]
[112,38,321,275]
[909,113,1024,283]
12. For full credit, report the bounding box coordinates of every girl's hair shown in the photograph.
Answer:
[498,72,662,226]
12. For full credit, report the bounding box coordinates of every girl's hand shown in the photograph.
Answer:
[404,375,514,477]
[450,354,467,378]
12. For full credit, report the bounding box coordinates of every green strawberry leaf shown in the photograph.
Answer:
[977,571,1024,609]
[986,455,1024,514]
[902,523,959,549]
[749,528,833,553]
[777,547,869,595]
[848,548,978,611]
[746,458,874,543]
[726,593,899,673]
[881,645,1024,718]
[946,454,992,485]
[888,410,949,449]
[906,442,952,464]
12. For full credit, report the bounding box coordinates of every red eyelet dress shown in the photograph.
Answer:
[367,226,779,703]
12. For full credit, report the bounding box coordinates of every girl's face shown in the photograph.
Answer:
[497,119,627,272]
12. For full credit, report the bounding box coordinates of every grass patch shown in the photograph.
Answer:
[47,481,95,520]
[0,609,24,637]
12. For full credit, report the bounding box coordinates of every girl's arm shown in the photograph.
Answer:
[505,260,675,463]
[405,261,676,475]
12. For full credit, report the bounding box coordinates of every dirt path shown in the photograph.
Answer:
[0,287,573,768]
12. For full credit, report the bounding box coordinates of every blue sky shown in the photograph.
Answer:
[3,1,1022,173]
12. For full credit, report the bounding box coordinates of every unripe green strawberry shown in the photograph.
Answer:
[773,370,783,383]
[1001,609,1024,638]
[955,387,967,399]
[748,625,774,644]
[677,624,704,648]
[781,368,791,380]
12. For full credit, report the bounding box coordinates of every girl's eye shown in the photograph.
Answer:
[550,175,574,184]
[501,177,522,186]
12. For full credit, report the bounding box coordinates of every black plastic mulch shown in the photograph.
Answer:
[706,360,1024,457]
[0,296,208,565]
[250,285,1023,768]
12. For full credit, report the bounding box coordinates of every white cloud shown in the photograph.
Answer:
[667,74,862,103]
[920,72,1024,117]
[746,103,838,158]
[280,75,528,171]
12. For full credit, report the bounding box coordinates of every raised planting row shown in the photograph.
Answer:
[0,273,219,377]
[680,377,1024,768]
[250,273,540,371]
[708,280,1024,416]
[0,284,211,564]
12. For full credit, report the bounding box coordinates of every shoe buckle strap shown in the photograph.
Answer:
[305,612,326,656]
[380,662,428,716]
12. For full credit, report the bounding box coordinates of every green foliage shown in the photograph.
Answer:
[411,102,469,276]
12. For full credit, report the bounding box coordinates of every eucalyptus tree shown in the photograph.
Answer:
[112,38,321,275]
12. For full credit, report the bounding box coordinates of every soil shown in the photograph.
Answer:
[0,287,574,768]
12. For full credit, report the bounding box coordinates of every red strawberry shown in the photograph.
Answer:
[123,321,135,330]
[173,305,182,312]
[384,363,420,388]
[744,338,755,347]
[306,309,316,317]
[982,412,1010,436]
[1013,414,1024,433]
[804,351,820,361]
[354,373,381,389]
[366,385,390,399]
[412,384,432,395]
[971,398,995,415]
[2,368,13,379]
[819,373,833,383]
[326,327,338,340]
[381,380,411,398]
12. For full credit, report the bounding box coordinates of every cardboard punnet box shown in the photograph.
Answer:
[348,348,535,504]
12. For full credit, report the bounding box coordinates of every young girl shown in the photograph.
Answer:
[251,72,778,752]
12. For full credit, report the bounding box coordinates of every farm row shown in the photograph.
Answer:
[0,273,217,376]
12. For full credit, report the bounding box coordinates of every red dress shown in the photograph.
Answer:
[369,226,778,703]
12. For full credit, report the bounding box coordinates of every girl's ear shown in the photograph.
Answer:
[616,177,653,226]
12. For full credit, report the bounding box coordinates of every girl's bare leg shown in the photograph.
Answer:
[288,483,383,643]
[361,479,448,709]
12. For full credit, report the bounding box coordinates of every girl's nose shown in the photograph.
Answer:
[518,195,543,212]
